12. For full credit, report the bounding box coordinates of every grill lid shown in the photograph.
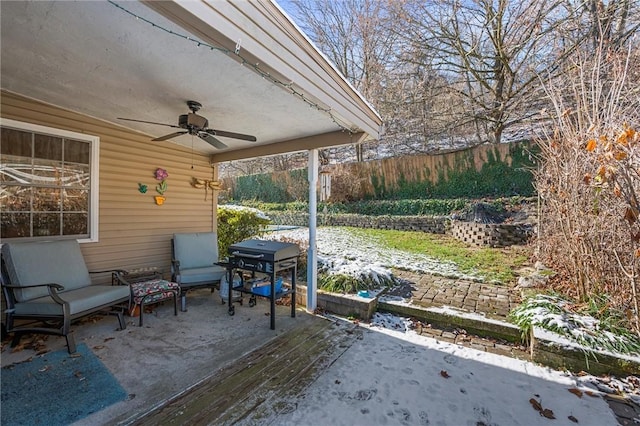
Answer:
[229,239,300,259]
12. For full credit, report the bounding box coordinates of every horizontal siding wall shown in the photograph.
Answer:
[1,91,219,283]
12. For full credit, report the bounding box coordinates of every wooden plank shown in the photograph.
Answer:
[133,317,361,425]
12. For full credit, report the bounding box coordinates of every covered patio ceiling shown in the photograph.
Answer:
[0,0,381,163]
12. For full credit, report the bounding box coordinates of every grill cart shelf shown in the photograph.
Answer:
[223,239,300,329]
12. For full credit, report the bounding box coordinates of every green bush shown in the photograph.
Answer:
[328,199,471,216]
[217,205,271,256]
[318,271,399,294]
[509,293,640,356]
[230,169,310,203]
[235,197,531,217]
[233,174,289,203]
[239,201,308,212]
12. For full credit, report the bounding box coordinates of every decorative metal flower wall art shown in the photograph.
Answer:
[154,168,169,205]
[138,168,169,205]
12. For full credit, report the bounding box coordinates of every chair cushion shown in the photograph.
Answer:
[13,285,130,317]
[130,279,179,305]
[2,240,91,302]
[175,266,226,286]
[173,232,219,270]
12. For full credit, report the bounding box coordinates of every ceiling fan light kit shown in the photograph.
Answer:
[118,100,257,149]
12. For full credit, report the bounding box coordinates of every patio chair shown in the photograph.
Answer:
[171,232,226,311]
[0,240,130,354]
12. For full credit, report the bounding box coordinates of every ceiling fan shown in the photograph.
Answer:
[117,100,257,149]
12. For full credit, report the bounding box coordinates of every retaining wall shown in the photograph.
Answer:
[267,212,533,247]
[267,212,449,234]
[449,221,533,248]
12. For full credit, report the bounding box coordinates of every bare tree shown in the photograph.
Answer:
[389,0,569,145]
[288,0,399,161]
[575,0,639,49]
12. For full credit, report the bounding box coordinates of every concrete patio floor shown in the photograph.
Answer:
[2,284,638,425]
[1,289,347,425]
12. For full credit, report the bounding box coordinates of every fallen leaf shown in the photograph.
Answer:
[104,337,115,342]
[585,391,599,397]
[93,345,105,350]
[568,415,578,423]
[624,207,638,224]
[529,398,543,412]
[38,365,51,372]
[614,151,627,160]
[568,388,583,398]
[440,370,450,379]
[335,379,341,384]
[541,408,555,419]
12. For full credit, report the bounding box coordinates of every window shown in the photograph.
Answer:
[0,118,99,242]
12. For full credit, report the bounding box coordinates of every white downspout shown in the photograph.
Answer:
[307,149,318,312]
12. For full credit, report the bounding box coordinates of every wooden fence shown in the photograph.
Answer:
[222,142,534,201]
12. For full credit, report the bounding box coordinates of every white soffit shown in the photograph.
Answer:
[1,1,380,157]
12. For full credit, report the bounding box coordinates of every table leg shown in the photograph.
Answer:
[227,267,235,316]
[291,265,296,318]
[270,272,276,330]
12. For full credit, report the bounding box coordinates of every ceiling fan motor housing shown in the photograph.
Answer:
[118,99,255,148]
[179,113,208,130]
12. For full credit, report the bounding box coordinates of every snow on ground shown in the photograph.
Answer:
[267,226,484,282]
[270,313,623,426]
[257,227,640,425]
[268,226,640,358]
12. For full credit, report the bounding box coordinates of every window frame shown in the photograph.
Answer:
[0,118,100,243]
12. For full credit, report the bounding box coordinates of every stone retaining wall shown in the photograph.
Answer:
[267,212,533,247]
[449,220,533,248]
[267,212,448,234]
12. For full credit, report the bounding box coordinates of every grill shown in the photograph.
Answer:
[228,239,299,273]
[226,239,300,329]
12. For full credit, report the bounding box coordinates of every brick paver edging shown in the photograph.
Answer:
[379,300,640,377]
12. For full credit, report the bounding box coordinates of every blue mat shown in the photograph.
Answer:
[1,343,127,426]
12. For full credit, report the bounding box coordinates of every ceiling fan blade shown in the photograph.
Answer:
[152,131,187,141]
[117,117,181,128]
[198,132,228,149]
[208,129,257,142]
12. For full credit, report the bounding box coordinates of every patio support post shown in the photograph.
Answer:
[211,162,219,232]
[307,149,318,312]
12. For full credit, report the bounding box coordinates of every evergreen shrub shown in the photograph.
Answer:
[217,205,271,256]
